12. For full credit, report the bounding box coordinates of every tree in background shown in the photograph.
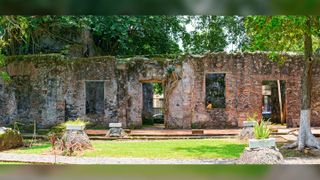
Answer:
[182,16,246,53]
[0,16,184,56]
[245,16,320,150]
[0,16,29,80]
[0,15,246,57]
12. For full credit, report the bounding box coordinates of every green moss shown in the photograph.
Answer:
[0,128,23,151]
[5,54,66,65]
[4,54,116,67]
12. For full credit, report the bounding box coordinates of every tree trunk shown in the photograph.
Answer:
[277,80,284,124]
[297,16,320,150]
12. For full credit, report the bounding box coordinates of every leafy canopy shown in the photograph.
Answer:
[245,16,320,58]
[0,15,246,56]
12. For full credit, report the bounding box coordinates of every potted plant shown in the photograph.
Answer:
[65,118,87,131]
[249,119,276,149]
[243,113,258,127]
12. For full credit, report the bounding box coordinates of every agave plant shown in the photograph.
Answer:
[253,119,270,139]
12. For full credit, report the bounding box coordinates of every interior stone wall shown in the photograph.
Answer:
[0,52,318,129]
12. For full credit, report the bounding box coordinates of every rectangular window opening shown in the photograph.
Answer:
[85,81,105,115]
[13,76,32,116]
[205,73,226,109]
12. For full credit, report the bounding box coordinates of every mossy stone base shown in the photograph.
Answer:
[0,127,23,151]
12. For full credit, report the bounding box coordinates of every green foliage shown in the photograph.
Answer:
[253,120,270,139]
[153,82,163,95]
[244,16,320,60]
[246,112,258,122]
[166,65,175,74]
[0,16,184,56]
[64,118,88,126]
[182,16,246,53]
[0,71,10,81]
[48,118,88,138]
[0,15,247,56]
[48,123,65,138]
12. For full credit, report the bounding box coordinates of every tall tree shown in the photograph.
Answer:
[245,16,320,150]
[0,16,187,56]
[0,16,28,80]
[0,15,246,56]
[182,16,246,53]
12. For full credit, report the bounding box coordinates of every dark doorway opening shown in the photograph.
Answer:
[85,81,105,115]
[142,82,164,128]
[261,80,286,125]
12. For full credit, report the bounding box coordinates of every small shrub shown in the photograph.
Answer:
[64,118,88,126]
[246,112,258,121]
[253,120,270,139]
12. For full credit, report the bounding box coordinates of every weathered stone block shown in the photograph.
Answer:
[242,121,256,127]
[109,123,122,128]
[66,124,85,131]
[249,138,276,149]
[107,128,124,137]
[239,127,254,140]
[238,147,283,164]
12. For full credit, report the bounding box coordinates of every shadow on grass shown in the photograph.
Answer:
[174,144,246,158]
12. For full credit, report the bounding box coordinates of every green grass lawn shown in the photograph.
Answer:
[0,161,29,165]
[4,139,246,159]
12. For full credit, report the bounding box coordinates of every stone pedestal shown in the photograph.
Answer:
[249,138,276,149]
[239,121,257,140]
[238,147,283,164]
[66,124,85,131]
[61,128,92,151]
[107,123,126,137]
[238,138,283,164]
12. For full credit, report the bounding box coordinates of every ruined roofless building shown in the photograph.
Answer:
[0,52,320,130]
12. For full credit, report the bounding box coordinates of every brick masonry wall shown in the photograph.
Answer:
[166,53,306,128]
[0,53,319,129]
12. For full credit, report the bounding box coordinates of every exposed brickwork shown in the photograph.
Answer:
[165,53,305,128]
[0,52,318,129]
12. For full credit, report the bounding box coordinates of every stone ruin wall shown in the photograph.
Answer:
[0,52,319,129]
[168,53,305,129]
[0,55,118,129]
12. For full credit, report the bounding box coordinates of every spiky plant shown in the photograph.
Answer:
[253,120,270,139]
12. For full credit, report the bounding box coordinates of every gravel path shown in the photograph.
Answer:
[0,153,236,164]
[1,153,320,164]
[283,157,320,164]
